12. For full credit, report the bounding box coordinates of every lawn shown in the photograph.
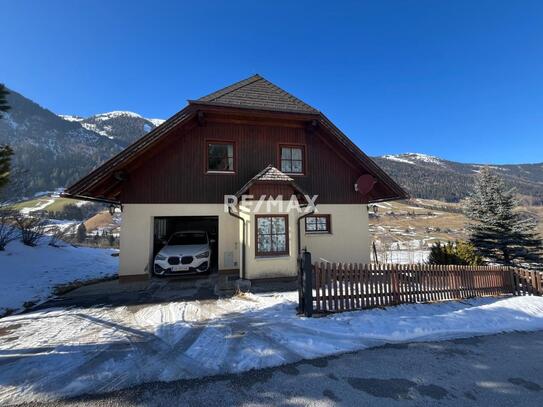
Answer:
[10,196,81,213]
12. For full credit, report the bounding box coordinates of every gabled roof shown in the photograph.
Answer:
[64,74,408,204]
[235,165,308,198]
[192,74,318,114]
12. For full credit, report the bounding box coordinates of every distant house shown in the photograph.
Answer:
[65,75,407,281]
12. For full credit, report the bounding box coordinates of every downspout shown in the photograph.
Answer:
[297,208,315,257]
[228,206,246,280]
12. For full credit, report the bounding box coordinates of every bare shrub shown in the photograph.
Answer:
[47,223,77,247]
[13,213,47,246]
[0,209,17,250]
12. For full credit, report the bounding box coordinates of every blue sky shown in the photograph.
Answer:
[1,1,542,164]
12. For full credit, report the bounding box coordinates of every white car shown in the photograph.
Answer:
[153,231,213,276]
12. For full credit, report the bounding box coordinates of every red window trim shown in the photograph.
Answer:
[305,214,332,234]
[277,143,307,176]
[255,214,290,257]
[205,140,237,174]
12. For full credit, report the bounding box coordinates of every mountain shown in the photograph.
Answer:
[373,153,543,204]
[2,87,541,205]
[60,111,164,147]
[0,88,163,199]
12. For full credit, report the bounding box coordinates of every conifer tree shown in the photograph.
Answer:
[76,223,87,243]
[0,84,9,117]
[0,84,12,193]
[464,167,543,268]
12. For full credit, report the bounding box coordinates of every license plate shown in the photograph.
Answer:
[173,265,189,272]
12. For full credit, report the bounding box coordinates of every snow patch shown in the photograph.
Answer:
[0,240,117,315]
[382,155,415,165]
[59,115,83,122]
[148,118,165,126]
[93,111,143,121]
[80,122,114,139]
[382,153,444,166]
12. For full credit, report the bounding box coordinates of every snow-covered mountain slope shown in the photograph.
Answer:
[374,153,543,203]
[382,153,445,166]
[60,111,165,146]
[0,87,164,199]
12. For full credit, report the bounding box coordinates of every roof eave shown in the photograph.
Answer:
[60,192,120,205]
[188,100,320,116]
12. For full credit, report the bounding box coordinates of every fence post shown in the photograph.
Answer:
[302,251,313,317]
[391,264,400,305]
[297,253,304,314]
[508,267,516,296]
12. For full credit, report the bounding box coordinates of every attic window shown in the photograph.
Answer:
[207,142,235,173]
[280,145,305,174]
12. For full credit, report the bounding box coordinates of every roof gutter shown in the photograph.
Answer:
[297,208,315,257]
[228,206,246,280]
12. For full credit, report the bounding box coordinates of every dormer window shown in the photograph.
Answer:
[207,142,235,173]
[280,145,305,175]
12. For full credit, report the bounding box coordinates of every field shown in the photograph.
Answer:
[369,198,542,263]
[10,196,82,213]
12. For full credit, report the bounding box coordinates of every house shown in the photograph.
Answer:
[64,75,407,281]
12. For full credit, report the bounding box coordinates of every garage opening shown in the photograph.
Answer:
[152,216,219,277]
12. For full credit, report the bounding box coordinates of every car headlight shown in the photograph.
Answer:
[155,254,167,261]
[195,251,209,259]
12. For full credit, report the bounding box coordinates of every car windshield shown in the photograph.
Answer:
[168,232,207,246]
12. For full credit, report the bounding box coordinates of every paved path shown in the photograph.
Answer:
[22,330,543,407]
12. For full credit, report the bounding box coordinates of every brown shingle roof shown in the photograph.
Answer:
[253,165,294,182]
[194,74,318,114]
[235,164,308,198]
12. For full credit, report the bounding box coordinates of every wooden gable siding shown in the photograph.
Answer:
[247,183,297,200]
[120,121,368,204]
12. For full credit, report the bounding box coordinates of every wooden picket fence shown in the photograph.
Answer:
[297,252,543,316]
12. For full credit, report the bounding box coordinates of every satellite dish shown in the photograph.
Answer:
[355,174,376,196]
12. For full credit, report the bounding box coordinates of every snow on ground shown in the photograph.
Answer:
[1,293,543,404]
[378,249,431,264]
[0,240,118,315]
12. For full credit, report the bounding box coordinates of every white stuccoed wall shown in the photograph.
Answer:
[118,203,370,279]
[300,204,370,265]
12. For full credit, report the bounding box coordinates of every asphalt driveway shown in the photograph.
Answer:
[20,330,543,407]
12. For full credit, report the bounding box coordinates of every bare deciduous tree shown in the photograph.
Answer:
[0,209,17,250]
[13,213,47,246]
[47,223,77,247]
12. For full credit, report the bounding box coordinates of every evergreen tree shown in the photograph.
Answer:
[0,145,13,191]
[0,85,12,193]
[464,167,543,268]
[0,84,9,117]
[76,223,87,243]
[428,241,482,266]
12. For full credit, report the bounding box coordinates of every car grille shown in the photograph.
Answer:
[181,256,193,265]
[167,257,180,265]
